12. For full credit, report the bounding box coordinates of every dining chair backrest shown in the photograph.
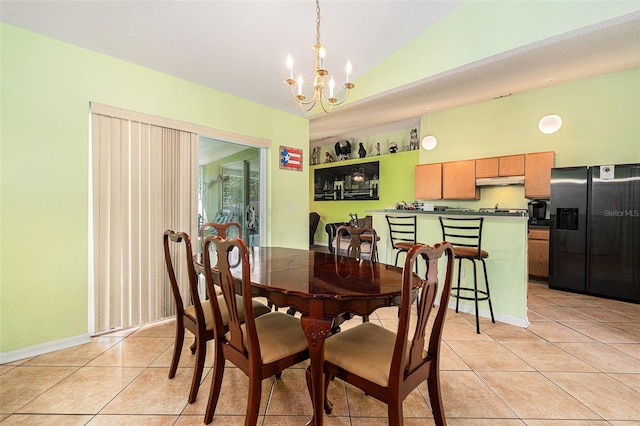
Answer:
[200,221,242,242]
[163,229,213,403]
[438,216,485,259]
[334,224,377,261]
[322,241,455,425]
[201,235,309,425]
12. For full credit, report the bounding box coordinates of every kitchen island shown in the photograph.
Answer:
[369,209,529,328]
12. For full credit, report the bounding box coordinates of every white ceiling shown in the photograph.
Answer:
[2,1,640,148]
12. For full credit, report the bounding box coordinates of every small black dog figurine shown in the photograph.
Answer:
[334,140,352,161]
[358,142,367,158]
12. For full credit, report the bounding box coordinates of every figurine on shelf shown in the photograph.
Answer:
[408,128,419,150]
[375,142,381,155]
[310,146,320,165]
[358,142,367,158]
[389,141,398,154]
[334,139,352,161]
[324,152,334,163]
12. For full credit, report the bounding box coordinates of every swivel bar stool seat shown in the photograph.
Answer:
[438,216,495,333]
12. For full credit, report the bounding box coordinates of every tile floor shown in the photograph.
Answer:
[1,282,640,425]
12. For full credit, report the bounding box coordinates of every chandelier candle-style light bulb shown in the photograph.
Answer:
[284,0,355,113]
[286,54,294,82]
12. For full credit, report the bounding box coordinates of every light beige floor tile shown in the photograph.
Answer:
[528,306,596,322]
[0,366,78,412]
[567,307,636,323]
[564,322,640,343]
[87,414,178,425]
[150,339,216,369]
[264,368,313,416]
[174,414,247,425]
[479,371,599,420]
[481,321,546,342]
[0,364,17,375]
[130,319,176,338]
[500,341,597,372]
[607,373,640,393]
[526,309,552,322]
[556,342,640,373]
[18,366,142,414]
[524,421,609,425]
[24,336,123,367]
[607,343,640,361]
[443,318,493,341]
[322,377,349,417]
[433,370,517,419]
[610,322,640,339]
[0,414,94,425]
[181,366,270,417]
[538,294,604,308]
[440,342,471,371]
[544,371,640,421]
[447,420,525,426]
[526,321,595,343]
[100,368,190,415]
[526,294,559,307]
[446,340,534,372]
[87,337,174,367]
[345,381,431,419]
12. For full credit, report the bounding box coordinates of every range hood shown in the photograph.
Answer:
[475,175,525,186]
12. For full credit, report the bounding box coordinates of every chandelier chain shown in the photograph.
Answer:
[315,0,321,48]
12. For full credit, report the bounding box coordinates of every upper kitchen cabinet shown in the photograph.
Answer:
[525,151,555,199]
[476,155,525,178]
[442,160,479,199]
[414,163,442,200]
[499,154,525,176]
[475,157,499,178]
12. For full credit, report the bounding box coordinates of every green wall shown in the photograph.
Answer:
[0,24,308,355]
[2,1,639,356]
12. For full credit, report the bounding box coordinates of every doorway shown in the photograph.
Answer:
[198,137,263,246]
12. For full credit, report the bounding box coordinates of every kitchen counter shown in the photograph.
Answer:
[382,208,528,217]
[369,210,529,328]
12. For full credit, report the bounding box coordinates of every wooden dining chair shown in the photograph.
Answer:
[199,221,242,242]
[202,235,310,425]
[334,224,378,324]
[320,242,455,426]
[163,229,270,404]
[334,224,378,262]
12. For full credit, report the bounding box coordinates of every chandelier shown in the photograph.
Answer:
[284,0,354,113]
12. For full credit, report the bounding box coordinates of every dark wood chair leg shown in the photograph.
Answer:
[204,355,225,424]
[188,335,207,403]
[246,374,262,425]
[169,321,184,379]
[190,337,197,354]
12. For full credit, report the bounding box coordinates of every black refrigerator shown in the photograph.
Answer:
[549,164,640,303]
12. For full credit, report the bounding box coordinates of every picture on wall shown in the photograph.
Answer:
[279,145,303,172]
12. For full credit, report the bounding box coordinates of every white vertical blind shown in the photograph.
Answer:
[91,112,197,334]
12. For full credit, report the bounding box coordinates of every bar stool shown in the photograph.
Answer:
[438,216,495,333]
[385,215,418,267]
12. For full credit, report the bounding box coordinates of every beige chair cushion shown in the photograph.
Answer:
[185,296,271,330]
[324,322,424,388]
[228,312,308,364]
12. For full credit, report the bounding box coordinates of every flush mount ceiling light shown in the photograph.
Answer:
[538,78,562,134]
[284,0,354,113]
[422,110,438,150]
[538,114,563,134]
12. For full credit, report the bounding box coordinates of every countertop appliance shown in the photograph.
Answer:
[478,208,528,214]
[549,164,639,303]
[528,200,548,225]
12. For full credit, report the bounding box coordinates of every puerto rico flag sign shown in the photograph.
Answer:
[279,146,303,171]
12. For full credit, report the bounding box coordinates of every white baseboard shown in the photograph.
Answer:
[0,334,91,364]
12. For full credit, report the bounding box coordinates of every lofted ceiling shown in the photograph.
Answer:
[2,1,639,150]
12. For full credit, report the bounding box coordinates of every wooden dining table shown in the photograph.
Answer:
[195,246,409,426]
